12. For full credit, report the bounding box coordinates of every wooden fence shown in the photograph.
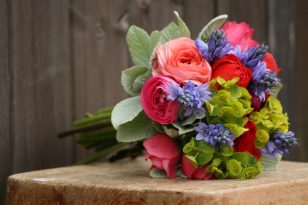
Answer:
[1,0,307,201]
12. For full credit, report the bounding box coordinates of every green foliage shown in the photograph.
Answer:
[126,26,152,68]
[173,11,191,37]
[250,96,290,148]
[183,138,215,167]
[121,66,149,96]
[220,145,233,157]
[229,152,261,179]
[198,14,228,41]
[111,96,143,129]
[206,78,253,137]
[116,112,157,142]
[270,82,283,97]
[226,159,243,177]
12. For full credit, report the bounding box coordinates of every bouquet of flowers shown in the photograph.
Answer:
[61,12,297,179]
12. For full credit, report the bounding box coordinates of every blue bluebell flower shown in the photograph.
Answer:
[235,44,268,71]
[166,81,211,118]
[195,122,234,147]
[195,30,233,63]
[249,64,280,101]
[261,131,298,158]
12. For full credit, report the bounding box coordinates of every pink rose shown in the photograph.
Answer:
[221,21,259,51]
[181,155,213,180]
[140,76,179,124]
[143,133,180,178]
[152,37,212,84]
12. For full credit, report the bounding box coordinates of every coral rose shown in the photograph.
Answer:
[233,119,261,160]
[152,37,212,84]
[263,52,280,74]
[221,21,259,51]
[143,133,180,178]
[181,155,212,180]
[212,54,253,87]
[140,76,179,124]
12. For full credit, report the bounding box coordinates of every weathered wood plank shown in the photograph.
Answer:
[182,0,215,38]
[10,0,73,172]
[293,0,308,161]
[267,0,298,160]
[217,0,268,44]
[0,0,11,202]
[70,0,129,160]
[6,158,308,205]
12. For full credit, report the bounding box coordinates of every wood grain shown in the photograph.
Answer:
[217,0,268,43]
[293,0,308,161]
[0,0,11,202]
[7,158,308,205]
[70,0,129,161]
[267,0,298,161]
[10,0,73,172]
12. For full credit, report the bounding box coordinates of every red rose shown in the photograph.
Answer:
[212,54,252,87]
[143,133,180,178]
[263,52,280,74]
[233,119,261,160]
[181,155,213,180]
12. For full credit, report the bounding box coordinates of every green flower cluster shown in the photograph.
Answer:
[249,96,289,148]
[183,137,261,180]
[206,77,254,137]
[206,152,262,179]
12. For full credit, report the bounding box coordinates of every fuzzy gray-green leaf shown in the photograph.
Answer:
[111,96,143,129]
[116,112,157,142]
[198,14,228,40]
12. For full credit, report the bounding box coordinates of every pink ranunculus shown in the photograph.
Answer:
[152,37,212,84]
[140,76,179,124]
[181,155,213,180]
[221,21,259,51]
[143,133,180,178]
[263,52,280,74]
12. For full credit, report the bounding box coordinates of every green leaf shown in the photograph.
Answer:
[126,26,151,68]
[172,123,195,135]
[159,22,181,44]
[232,152,257,168]
[226,159,243,178]
[111,96,143,129]
[132,69,152,93]
[268,96,283,113]
[270,82,283,97]
[196,152,213,166]
[149,168,167,178]
[183,138,215,167]
[173,11,190,37]
[240,167,261,179]
[224,123,248,137]
[220,145,233,157]
[121,66,148,96]
[116,112,156,142]
[198,14,228,40]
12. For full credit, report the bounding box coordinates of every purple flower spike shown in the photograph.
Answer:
[166,81,212,118]
[195,122,234,147]
[195,30,233,63]
[261,131,298,158]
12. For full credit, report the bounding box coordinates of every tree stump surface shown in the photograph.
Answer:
[6,158,308,205]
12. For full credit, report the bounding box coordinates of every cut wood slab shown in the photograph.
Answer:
[6,158,308,205]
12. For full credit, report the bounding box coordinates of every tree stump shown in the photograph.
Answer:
[6,158,308,205]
